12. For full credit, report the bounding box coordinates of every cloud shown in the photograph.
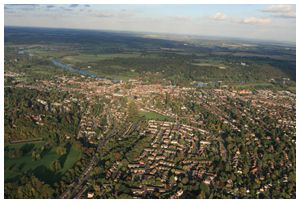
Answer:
[211,12,227,21]
[59,6,74,12]
[46,5,55,9]
[69,4,79,8]
[94,11,115,18]
[240,17,271,25]
[4,6,16,14]
[118,9,136,18]
[169,16,191,22]
[5,4,38,10]
[92,9,136,18]
[262,4,295,18]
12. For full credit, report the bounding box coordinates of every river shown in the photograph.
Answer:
[51,59,105,80]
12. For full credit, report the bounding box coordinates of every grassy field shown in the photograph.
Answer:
[28,48,71,58]
[61,53,141,63]
[88,65,140,81]
[139,111,174,121]
[5,142,82,184]
[191,62,227,70]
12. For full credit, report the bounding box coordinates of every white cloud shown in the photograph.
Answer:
[94,11,115,18]
[262,4,296,18]
[118,9,136,18]
[211,12,227,21]
[69,4,79,8]
[5,4,39,11]
[81,9,136,18]
[169,16,191,22]
[240,17,271,25]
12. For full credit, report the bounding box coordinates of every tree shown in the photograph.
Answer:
[198,191,206,199]
[121,159,129,168]
[50,160,61,172]
[119,193,132,199]
[165,93,171,105]
[91,180,101,196]
[99,116,108,130]
[182,177,189,185]
[6,176,54,198]
[56,146,66,156]
[200,182,209,193]
[31,150,41,161]
[114,152,122,161]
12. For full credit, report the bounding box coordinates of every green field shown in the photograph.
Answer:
[61,53,141,63]
[89,65,140,81]
[28,48,71,58]
[191,62,227,70]
[5,142,82,184]
[139,111,174,121]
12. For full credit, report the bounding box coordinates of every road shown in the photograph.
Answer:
[60,120,142,199]
[59,127,116,199]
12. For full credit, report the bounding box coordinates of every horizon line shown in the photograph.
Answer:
[4,25,296,46]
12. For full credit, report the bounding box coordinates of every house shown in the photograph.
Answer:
[239,89,252,95]
[200,141,211,145]
[87,192,94,198]
[174,169,184,175]
[128,164,140,168]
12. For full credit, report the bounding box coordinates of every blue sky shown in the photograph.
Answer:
[4,4,296,43]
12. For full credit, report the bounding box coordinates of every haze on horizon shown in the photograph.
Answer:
[4,4,296,43]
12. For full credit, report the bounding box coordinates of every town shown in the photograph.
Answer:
[5,68,296,198]
[4,21,296,199]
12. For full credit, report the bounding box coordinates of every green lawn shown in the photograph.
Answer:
[139,111,174,121]
[62,145,82,173]
[5,142,82,184]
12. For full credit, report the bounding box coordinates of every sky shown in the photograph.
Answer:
[4,4,296,43]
